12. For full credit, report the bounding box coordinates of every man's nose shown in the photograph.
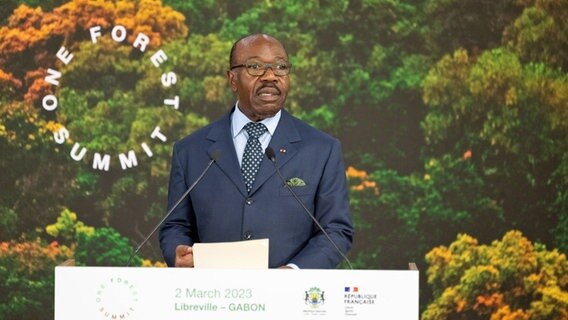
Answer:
[260,67,278,81]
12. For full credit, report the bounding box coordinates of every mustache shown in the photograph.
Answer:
[256,84,281,95]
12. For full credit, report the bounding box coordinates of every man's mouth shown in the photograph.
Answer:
[256,86,280,97]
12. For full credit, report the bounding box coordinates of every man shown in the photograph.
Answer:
[159,34,353,269]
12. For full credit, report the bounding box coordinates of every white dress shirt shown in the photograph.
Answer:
[231,101,281,166]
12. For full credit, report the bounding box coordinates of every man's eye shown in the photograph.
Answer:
[276,63,288,70]
[247,63,262,70]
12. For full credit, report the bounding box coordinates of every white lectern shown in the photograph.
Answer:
[55,264,418,319]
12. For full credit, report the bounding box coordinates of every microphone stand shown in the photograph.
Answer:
[265,147,353,269]
[127,152,220,266]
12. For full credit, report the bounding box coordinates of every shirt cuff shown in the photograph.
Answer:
[286,263,300,270]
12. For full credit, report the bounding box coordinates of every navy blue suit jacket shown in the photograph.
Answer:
[159,108,353,269]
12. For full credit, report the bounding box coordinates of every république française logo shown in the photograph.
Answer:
[42,25,180,172]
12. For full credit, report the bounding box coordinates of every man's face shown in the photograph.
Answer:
[227,36,290,122]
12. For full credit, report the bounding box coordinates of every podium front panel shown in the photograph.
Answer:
[55,267,418,319]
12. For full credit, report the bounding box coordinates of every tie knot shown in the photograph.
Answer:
[244,122,267,139]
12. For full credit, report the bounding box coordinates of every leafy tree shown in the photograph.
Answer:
[424,0,523,55]
[164,0,250,34]
[346,165,387,268]
[75,227,141,266]
[348,152,504,310]
[349,152,503,267]
[423,230,568,319]
[0,68,22,102]
[0,0,66,25]
[0,238,72,320]
[158,33,234,119]
[45,208,94,246]
[422,48,568,251]
[0,207,18,241]
[0,101,76,236]
[165,0,224,33]
[552,154,568,254]
[415,153,504,251]
[504,0,568,70]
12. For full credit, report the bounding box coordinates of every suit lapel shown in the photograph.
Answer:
[250,110,301,194]
[206,111,248,198]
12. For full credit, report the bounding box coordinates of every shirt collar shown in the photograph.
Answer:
[231,101,281,138]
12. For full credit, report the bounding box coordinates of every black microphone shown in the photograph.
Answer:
[127,150,221,266]
[265,147,353,269]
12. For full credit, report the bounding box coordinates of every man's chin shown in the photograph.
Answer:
[251,103,283,120]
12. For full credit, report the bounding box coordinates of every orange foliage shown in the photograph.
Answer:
[346,166,380,195]
[455,297,467,312]
[53,0,115,32]
[475,293,504,310]
[0,68,22,98]
[0,5,46,55]
[0,0,188,54]
[0,238,72,274]
[346,166,368,179]
[0,0,188,101]
[423,231,568,319]
[491,306,529,320]
[115,0,188,47]
[24,68,53,104]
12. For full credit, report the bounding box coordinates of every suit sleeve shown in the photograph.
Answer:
[159,142,196,267]
[288,139,354,269]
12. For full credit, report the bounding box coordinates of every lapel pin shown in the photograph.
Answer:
[279,148,287,154]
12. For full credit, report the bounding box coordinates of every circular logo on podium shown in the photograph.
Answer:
[96,276,138,319]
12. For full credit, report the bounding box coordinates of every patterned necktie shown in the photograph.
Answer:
[242,122,268,193]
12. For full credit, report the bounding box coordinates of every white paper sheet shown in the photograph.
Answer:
[193,238,269,269]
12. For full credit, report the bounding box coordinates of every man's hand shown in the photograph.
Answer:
[175,245,194,267]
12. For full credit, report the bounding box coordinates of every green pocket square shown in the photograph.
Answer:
[286,177,306,187]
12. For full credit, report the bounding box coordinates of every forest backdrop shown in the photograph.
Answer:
[0,0,567,319]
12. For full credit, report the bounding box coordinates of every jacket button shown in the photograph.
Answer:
[245,198,253,205]
[243,232,252,240]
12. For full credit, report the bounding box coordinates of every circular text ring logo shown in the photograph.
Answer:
[42,25,180,172]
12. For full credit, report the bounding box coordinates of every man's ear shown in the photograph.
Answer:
[227,70,238,92]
